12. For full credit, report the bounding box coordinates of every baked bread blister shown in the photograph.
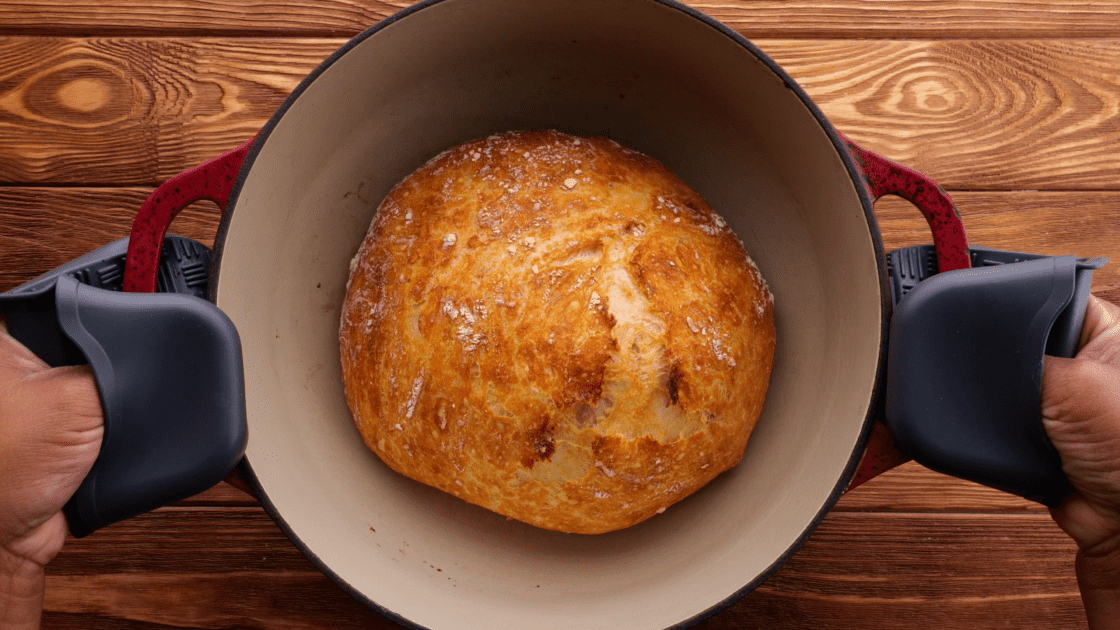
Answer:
[340,130,775,534]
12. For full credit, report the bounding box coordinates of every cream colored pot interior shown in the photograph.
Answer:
[214,0,883,627]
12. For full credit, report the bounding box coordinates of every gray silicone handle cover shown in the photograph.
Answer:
[0,238,247,537]
[885,249,1106,506]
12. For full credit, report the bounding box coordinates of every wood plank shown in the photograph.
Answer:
[0,37,327,185]
[873,192,1120,296]
[0,1,409,38]
[695,1,1120,39]
[711,513,1086,629]
[3,1,1120,39]
[3,38,1120,189]
[42,508,1086,629]
[44,573,400,630]
[46,508,308,576]
[766,39,1120,190]
[0,187,221,292]
[45,508,399,628]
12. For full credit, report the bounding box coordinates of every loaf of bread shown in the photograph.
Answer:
[340,130,775,534]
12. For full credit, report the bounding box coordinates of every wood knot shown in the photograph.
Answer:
[57,78,110,112]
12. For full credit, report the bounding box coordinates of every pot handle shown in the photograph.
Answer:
[839,137,971,492]
[123,137,256,293]
[841,136,970,274]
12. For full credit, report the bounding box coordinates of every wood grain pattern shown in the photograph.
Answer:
[3,37,1120,189]
[2,1,1120,38]
[873,192,1120,295]
[45,574,398,630]
[0,187,220,290]
[0,1,410,37]
[694,1,1120,39]
[709,513,1086,629]
[41,508,1085,630]
[0,37,322,184]
[44,509,403,628]
[766,39,1120,190]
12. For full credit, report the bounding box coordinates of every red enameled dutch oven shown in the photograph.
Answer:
[124,0,974,627]
[18,0,1010,628]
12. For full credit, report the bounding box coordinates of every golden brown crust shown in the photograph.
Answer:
[340,130,775,534]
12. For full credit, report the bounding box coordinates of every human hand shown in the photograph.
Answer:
[0,318,103,630]
[1042,294,1120,630]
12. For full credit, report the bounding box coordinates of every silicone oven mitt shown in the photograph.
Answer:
[884,244,1107,506]
[0,236,247,537]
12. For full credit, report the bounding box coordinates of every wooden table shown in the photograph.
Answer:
[3,1,1119,628]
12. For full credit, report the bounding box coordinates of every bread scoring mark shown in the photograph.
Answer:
[628,258,656,297]
[666,361,683,406]
[557,241,603,267]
